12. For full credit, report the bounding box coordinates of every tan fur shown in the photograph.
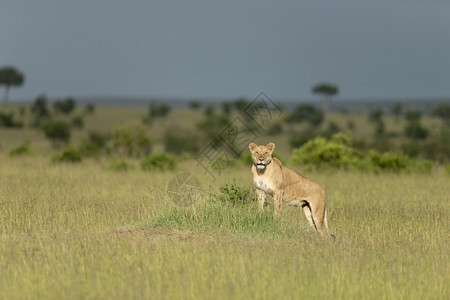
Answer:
[249,142,332,237]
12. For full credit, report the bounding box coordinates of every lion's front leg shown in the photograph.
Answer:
[256,188,266,212]
[274,191,283,216]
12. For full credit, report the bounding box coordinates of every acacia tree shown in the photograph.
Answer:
[0,66,24,105]
[312,82,339,113]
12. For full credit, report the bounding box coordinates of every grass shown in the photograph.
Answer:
[0,106,448,298]
[0,154,448,299]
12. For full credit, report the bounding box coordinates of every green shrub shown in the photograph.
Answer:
[322,121,341,138]
[107,160,133,171]
[203,105,215,118]
[79,130,110,157]
[367,150,407,172]
[51,146,83,163]
[31,95,51,120]
[111,124,152,158]
[53,97,76,115]
[405,123,428,139]
[285,104,323,126]
[147,102,171,119]
[410,159,433,174]
[289,132,316,148]
[9,144,31,157]
[266,122,283,135]
[291,133,433,173]
[221,101,232,115]
[432,104,450,124]
[40,120,71,146]
[189,100,201,110]
[0,112,23,128]
[402,127,450,163]
[163,129,202,155]
[404,109,422,122]
[71,115,84,129]
[84,103,95,114]
[291,133,363,170]
[141,152,177,171]
[218,180,255,207]
[197,114,230,144]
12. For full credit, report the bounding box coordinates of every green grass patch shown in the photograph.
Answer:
[151,202,300,239]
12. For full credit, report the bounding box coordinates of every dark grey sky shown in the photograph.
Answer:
[1,0,450,102]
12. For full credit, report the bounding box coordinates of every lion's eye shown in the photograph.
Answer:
[265,152,268,155]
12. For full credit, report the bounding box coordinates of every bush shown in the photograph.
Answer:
[285,104,324,126]
[222,102,232,115]
[141,152,177,171]
[71,115,84,129]
[189,100,201,110]
[266,122,283,135]
[163,129,202,155]
[218,180,254,206]
[289,131,316,148]
[148,102,171,118]
[402,127,450,163]
[204,105,215,117]
[291,133,363,170]
[79,130,110,157]
[107,160,133,171]
[368,108,384,123]
[404,109,422,122]
[9,144,31,157]
[111,124,152,158]
[197,114,230,144]
[232,98,250,112]
[0,112,23,128]
[52,146,83,163]
[84,103,95,114]
[40,120,71,146]
[432,104,450,124]
[409,160,433,174]
[31,94,51,120]
[322,121,341,138]
[53,97,76,115]
[405,123,428,139]
[367,150,407,172]
[291,133,433,173]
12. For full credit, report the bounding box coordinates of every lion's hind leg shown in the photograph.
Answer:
[301,201,317,231]
[301,198,327,236]
[309,199,327,236]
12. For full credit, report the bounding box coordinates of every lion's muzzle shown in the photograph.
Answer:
[256,162,266,170]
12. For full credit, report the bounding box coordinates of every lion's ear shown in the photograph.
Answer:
[267,142,275,151]
[249,142,257,152]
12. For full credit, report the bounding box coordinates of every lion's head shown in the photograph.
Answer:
[248,142,275,170]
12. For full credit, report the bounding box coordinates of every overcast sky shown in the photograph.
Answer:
[1,0,450,102]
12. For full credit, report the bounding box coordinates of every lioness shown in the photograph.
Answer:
[249,142,332,237]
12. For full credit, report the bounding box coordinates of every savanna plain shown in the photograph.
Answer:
[0,105,448,299]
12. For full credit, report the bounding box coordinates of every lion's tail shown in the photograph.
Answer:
[324,207,336,240]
